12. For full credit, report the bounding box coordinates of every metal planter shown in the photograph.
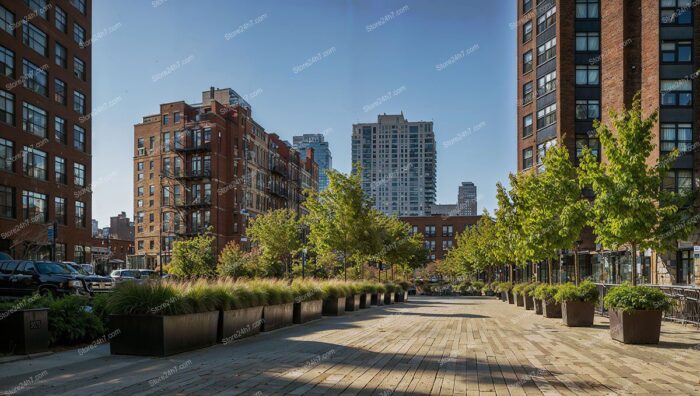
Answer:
[218,306,263,343]
[507,292,515,304]
[345,295,361,312]
[562,301,595,327]
[395,291,408,302]
[384,292,395,305]
[0,309,49,355]
[262,303,294,331]
[293,300,322,324]
[359,293,372,309]
[524,295,534,310]
[515,293,524,307]
[543,300,562,318]
[322,297,346,316]
[609,309,662,344]
[371,293,385,306]
[533,298,543,315]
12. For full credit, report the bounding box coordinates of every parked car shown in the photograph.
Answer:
[0,260,91,297]
[62,262,95,275]
[63,263,114,293]
[109,269,143,283]
[0,252,12,260]
[138,269,159,280]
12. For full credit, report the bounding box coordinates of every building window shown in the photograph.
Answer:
[523,51,532,73]
[26,0,48,18]
[22,59,48,96]
[73,22,85,45]
[74,125,86,151]
[174,112,181,123]
[661,40,692,63]
[55,197,66,225]
[537,103,557,129]
[523,114,533,138]
[55,116,66,143]
[22,190,47,223]
[576,65,599,85]
[661,123,693,154]
[575,99,600,120]
[55,6,67,32]
[442,240,453,250]
[0,46,13,77]
[55,79,66,105]
[424,225,436,237]
[442,225,453,237]
[74,245,85,263]
[576,0,599,19]
[75,201,85,227]
[137,186,143,197]
[22,22,47,56]
[74,162,85,187]
[576,137,600,162]
[664,169,693,193]
[73,90,86,115]
[523,0,532,13]
[0,6,14,36]
[522,147,534,169]
[70,0,87,14]
[163,132,170,152]
[0,138,12,172]
[0,185,13,218]
[55,156,66,183]
[162,114,169,125]
[661,0,692,25]
[537,6,556,34]
[523,21,532,42]
[537,71,556,96]
[73,57,86,81]
[661,79,692,106]
[23,146,47,180]
[55,42,67,67]
[576,32,599,52]
[0,90,13,125]
[522,81,533,104]
[537,139,557,169]
[22,102,47,137]
[537,37,556,64]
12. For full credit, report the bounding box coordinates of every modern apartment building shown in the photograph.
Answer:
[457,182,477,216]
[293,133,332,192]
[352,113,436,216]
[516,0,700,286]
[400,215,481,262]
[131,87,318,269]
[0,0,92,262]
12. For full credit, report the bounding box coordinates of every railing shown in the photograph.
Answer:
[595,283,700,327]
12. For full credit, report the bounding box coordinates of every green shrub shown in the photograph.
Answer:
[291,279,324,301]
[320,281,348,299]
[249,279,294,305]
[603,283,672,312]
[554,280,599,304]
[533,284,559,302]
[472,280,485,292]
[358,282,377,294]
[90,293,111,326]
[398,281,412,291]
[512,282,529,295]
[522,282,539,297]
[107,281,193,315]
[375,283,387,293]
[47,296,105,345]
[495,282,512,293]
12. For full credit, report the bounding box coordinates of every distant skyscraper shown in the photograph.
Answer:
[458,182,477,216]
[293,134,332,191]
[352,113,436,216]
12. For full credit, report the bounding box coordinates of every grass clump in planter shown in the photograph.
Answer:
[471,281,485,293]
[384,283,403,294]
[495,282,512,293]
[512,282,529,296]
[107,281,193,316]
[248,279,294,305]
[603,283,672,312]
[181,279,223,313]
[291,279,324,302]
[320,280,349,299]
[398,281,412,291]
[357,281,377,294]
[554,280,599,303]
[534,284,559,302]
[522,282,539,298]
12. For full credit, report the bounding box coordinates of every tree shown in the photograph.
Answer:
[168,232,216,277]
[247,208,302,278]
[579,94,695,285]
[217,242,265,278]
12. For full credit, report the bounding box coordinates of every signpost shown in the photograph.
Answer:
[48,223,57,261]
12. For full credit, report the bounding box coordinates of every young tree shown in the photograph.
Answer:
[168,232,216,278]
[247,208,303,278]
[216,242,265,278]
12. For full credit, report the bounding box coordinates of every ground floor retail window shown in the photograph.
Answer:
[677,250,694,285]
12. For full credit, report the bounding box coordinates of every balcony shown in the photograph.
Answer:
[174,142,211,153]
[268,187,288,198]
[271,163,287,177]
[175,169,212,180]
[175,197,212,209]
[176,225,211,237]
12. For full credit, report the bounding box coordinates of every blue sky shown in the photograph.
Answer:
[91,0,516,225]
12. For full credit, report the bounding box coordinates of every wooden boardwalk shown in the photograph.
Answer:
[1,296,699,395]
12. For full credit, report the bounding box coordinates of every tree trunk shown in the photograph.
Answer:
[631,243,638,286]
[343,252,347,281]
[574,247,579,285]
[509,264,514,283]
[547,258,552,285]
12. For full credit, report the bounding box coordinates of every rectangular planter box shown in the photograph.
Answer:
[533,298,543,315]
[262,303,294,332]
[609,309,662,344]
[345,295,361,312]
[524,295,534,310]
[515,293,524,307]
[543,300,562,318]
[218,306,263,344]
[395,291,408,302]
[562,301,595,327]
[500,291,507,301]
[110,311,218,357]
[359,293,372,309]
[0,309,49,355]
[293,300,322,324]
[384,292,395,305]
[507,292,514,304]
[371,293,385,306]
[322,297,346,316]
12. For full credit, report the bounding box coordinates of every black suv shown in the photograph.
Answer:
[0,261,92,297]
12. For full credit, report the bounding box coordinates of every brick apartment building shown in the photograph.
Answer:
[400,215,481,262]
[131,87,318,269]
[0,0,92,262]
[516,0,700,285]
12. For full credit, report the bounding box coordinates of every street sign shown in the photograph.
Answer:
[47,225,55,242]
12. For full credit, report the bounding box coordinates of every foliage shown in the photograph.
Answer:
[512,282,529,295]
[247,209,303,277]
[495,282,512,293]
[533,284,559,302]
[554,280,600,304]
[217,243,266,278]
[46,296,105,345]
[320,280,350,299]
[522,282,539,297]
[603,283,673,312]
[247,279,295,305]
[168,231,216,278]
[107,281,193,315]
[291,279,324,301]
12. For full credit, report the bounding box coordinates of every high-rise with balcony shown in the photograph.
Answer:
[516,0,700,286]
[0,0,92,262]
[352,113,436,216]
[293,133,332,192]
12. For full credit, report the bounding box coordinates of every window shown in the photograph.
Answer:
[55,197,66,225]
[73,57,86,80]
[23,147,47,180]
[162,114,169,125]
[75,201,85,227]
[661,79,692,106]
[0,90,13,125]
[424,225,436,237]
[137,186,143,197]
[576,65,599,85]
[537,71,556,96]
[0,6,14,35]
[73,23,85,45]
[537,6,556,33]
[55,43,67,67]
[523,114,533,138]
[522,81,533,104]
[537,37,556,64]
[661,0,692,25]
[55,7,67,32]
[575,99,600,120]
[74,125,85,151]
[523,21,532,42]
[74,163,85,187]
[576,32,599,52]
[55,79,66,105]
[174,112,181,123]
[26,0,48,18]
[70,0,87,14]
[661,40,692,63]
[163,132,170,152]
[523,51,533,73]
[442,240,453,250]
[661,123,693,154]
[22,59,48,96]
[0,185,13,218]
[0,138,12,172]
[22,102,47,137]
[664,169,693,193]
[55,116,66,143]
[149,185,155,196]
[442,225,453,237]
[55,156,66,183]
[576,137,600,161]
[537,139,557,169]
[22,190,47,223]
[537,103,557,129]
[576,0,599,19]
[22,23,47,56]
[0,46,13,77]
[73,91,86,115]
[522,147,534,169]
[137,161,144,171]
[523,0,532,13]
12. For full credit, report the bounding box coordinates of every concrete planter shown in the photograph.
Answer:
[524,295,534,310]
[359,293,372,309]
[218,306,263,343]
[515,293,524,307]
[322,297,346,316]
[384,292,395,305]
[262,303,294,331]
[0,309,49,355]
[609,309,662,344]
[543,300,562,318]
[371,293,385,306]
[110,311,218,356]
[345,295,361,312]
[293,300,322,324]
[562,301,595,327]
[533,298,543,315]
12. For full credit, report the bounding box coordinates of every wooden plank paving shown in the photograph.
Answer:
[0,296,699,395]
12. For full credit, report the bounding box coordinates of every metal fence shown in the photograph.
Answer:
[595,283,700,327]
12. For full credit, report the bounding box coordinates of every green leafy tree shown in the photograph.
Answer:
[247,208,303,278]
[168,231,216,277]
[217,242,266,278]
